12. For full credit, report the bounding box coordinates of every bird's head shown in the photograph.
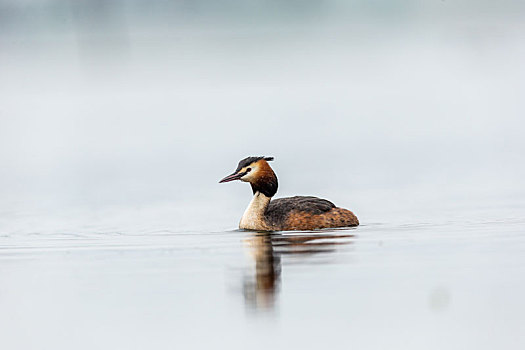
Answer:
[219,156,278,197]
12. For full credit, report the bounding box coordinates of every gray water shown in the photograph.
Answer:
[1,2,525,349]
[1,195,525,349]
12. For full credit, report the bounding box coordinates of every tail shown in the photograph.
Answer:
[330,207,359,227]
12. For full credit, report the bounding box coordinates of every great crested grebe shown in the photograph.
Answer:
[219,156,359,231]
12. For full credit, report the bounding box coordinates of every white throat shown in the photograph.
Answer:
[239,191,271,230]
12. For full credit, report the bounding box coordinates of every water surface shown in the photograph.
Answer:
[1,192,524,349]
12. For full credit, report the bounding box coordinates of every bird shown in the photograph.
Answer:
[219,156,359,231]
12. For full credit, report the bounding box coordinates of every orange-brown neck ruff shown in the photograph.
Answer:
[250,160,278,198]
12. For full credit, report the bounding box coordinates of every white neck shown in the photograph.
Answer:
[239,191,271,230]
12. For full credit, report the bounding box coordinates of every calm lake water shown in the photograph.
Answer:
[1,188,524,349]
[1,3,525,349]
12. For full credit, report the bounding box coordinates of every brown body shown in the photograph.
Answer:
[281,207,359,231]
[220,157,359,232]
[258,195,358,231]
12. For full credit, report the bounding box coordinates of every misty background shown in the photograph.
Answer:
[2,1,524,213]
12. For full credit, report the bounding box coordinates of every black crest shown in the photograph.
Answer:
[235,156,274,172]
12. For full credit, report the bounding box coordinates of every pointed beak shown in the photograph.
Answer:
[219,171,243,183]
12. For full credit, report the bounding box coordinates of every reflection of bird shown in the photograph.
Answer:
[243,232,354,310]
[243,233,281,310]
[220,156,359,231]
